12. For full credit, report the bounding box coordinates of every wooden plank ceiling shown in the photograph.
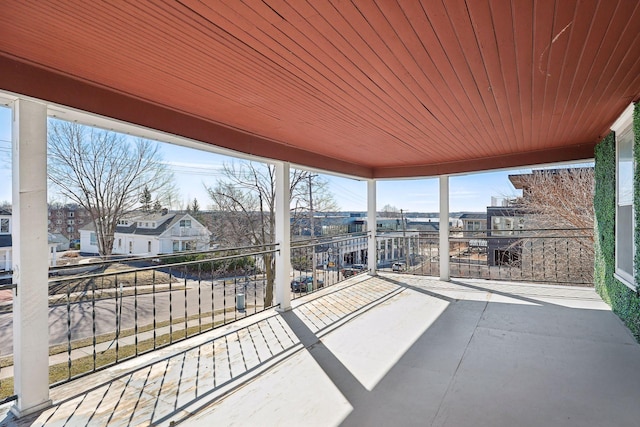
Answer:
[1,0,640,179]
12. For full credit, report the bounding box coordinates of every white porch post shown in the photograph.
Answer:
[439,175,450,281]
[274,162,291,311]
[367,179,377,275]
[11,98,52,416]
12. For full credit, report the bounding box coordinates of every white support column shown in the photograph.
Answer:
[439,175,450,281]
[367,179,377,275]
[274,162,291,311]
[11,98,51,416]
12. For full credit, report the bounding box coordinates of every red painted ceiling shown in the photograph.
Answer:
[1,0,640,178]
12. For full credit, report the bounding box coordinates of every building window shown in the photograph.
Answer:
[90,232,97,246]
[179,219,191,228]
[148,241,152,252]
[465,220,483,231]
[68,212,74,218]
[491,216,524,236]
[118,238,122,248]
[173,241,180,252]
[129,241,133,254]
[0,218,8,234]
[615,112,635,288]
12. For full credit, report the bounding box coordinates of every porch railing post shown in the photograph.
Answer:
[274,161,291,311]
[367,179,377,275]
[11,98,52,416]
[439,175,450,281]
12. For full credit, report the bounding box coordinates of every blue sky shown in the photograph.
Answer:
[0,106,530,212]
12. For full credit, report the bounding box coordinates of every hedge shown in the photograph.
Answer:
[593,103,640,341]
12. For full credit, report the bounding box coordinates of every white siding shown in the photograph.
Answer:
[79,230,99,254]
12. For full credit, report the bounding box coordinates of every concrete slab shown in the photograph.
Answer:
[1,274,639,427]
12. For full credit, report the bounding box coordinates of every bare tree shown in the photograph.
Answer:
[508,167,594,283]
[48,120,176,256]
[380,204,400,218]
[511,167,594,230]
[205,161,337,305]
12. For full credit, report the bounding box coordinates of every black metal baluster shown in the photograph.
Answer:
[169,267,173,344]
[66,279,72,380]
[134,271,138,356]
[92,276,98,371]
[183,265,188,339]
[211,261,215,330]
[223,278,227,325]
[115,274,120,362]
[254,256,258,314]
[198,263,202,334]
[152,269,157,349]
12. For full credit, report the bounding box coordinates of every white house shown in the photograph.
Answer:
[79,211,212,256]
[0,209,12,271]
[0,209,59,271]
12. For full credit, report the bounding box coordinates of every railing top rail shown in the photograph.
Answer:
[291,231,370,249]
[0,283,16,291]
[48,247,278,284]
[49,243,279,272]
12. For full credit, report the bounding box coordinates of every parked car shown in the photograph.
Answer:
[290,276,324,292]
[341,267,360,278]
[352,263,367,271]
[392,262,406,272]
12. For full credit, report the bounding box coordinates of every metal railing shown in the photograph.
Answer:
[0,282,16,403]
[0,232,377,399]
[44,244,278,387]
[0,228,594,400]
[376,228,594,285]
[290,232,370,299]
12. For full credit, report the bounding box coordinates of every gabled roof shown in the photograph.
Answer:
[115,213,179,237]
[81,212,211,238]
[459,213,487,221]
[2,1,639,178]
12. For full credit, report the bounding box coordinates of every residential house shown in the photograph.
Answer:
[0,209,11,271]
[1,209,60,271]
[48,233,70,252]
[459,213,487,237]
[79,211,212,256]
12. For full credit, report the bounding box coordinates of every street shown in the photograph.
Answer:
[0,277,267,356]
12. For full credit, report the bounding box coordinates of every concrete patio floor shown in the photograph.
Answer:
[2,273,640,426]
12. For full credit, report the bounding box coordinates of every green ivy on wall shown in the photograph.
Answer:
[635,103,640,283]
[594,102,640,341]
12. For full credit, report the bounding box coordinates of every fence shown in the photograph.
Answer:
[0,228,594,399]
[376,228,594,285]
[290,233,370,299]
[40,245,277,389]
